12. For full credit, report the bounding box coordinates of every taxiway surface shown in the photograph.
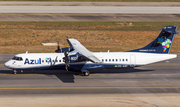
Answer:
[0,2,180,6]
[1,6,180,14]
[0,2,180,22]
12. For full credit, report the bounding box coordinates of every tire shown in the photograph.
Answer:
[82,70,90,76]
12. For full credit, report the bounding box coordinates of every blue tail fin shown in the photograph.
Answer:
[127,26,178,54]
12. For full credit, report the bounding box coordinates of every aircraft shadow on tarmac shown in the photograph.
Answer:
[0,68,154,83]
[91,68,154,74]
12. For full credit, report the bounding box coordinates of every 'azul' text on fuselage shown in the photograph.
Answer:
[24,58,41,64]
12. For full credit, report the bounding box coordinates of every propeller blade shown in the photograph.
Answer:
[63,46,70,71]
[64,46,67,56]
[55,41,60,53]
[66,64,68,71]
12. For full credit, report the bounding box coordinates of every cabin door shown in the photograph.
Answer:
[130,54,136,67]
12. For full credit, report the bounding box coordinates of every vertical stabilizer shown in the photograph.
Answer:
[128,26,178,54]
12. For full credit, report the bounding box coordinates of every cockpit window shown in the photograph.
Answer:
[12,56,23,61]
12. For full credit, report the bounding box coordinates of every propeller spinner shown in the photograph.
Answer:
[55,41,60,53]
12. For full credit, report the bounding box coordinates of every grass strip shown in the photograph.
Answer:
[0,22,180,31]
[0,22,179,53]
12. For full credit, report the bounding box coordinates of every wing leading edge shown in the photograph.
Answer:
[67,39,101,63]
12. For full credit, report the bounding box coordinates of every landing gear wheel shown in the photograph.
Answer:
[82,70,90,76]
[13,70,17,75]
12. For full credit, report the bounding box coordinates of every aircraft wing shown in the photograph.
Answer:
[67,39,101,63]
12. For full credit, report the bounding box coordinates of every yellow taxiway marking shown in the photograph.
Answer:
[0,86,180,90]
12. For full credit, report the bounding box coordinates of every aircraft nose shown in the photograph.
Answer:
[4,61,10,68]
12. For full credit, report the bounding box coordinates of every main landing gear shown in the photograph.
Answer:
[81,70,90,76]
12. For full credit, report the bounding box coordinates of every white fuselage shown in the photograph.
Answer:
[4,52,177,71]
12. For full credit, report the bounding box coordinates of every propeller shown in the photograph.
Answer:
[63,46,70,71]
[55,41,60,53]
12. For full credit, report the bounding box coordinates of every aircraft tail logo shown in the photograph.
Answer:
[157,38,172,52]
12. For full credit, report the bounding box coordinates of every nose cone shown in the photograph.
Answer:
[4,60,11,68]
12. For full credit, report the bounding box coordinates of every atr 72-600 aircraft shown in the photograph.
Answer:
[4,26,178,76]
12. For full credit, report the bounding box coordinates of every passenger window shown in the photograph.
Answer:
[102,59,104,62]
[106,59,107,62]
[42,60,44,62]
[112,59,114,62]
[119,59,121,61]
[123,59,124,61]
[109,59,111,62]
[126,59,128,61]
[59,60,61,62]
[116,59,118,61]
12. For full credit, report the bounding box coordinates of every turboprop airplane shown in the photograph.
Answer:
[4,26,178,76]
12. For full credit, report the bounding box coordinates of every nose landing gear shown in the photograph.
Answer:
[13,70,24,74]
[13,70,17,74]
